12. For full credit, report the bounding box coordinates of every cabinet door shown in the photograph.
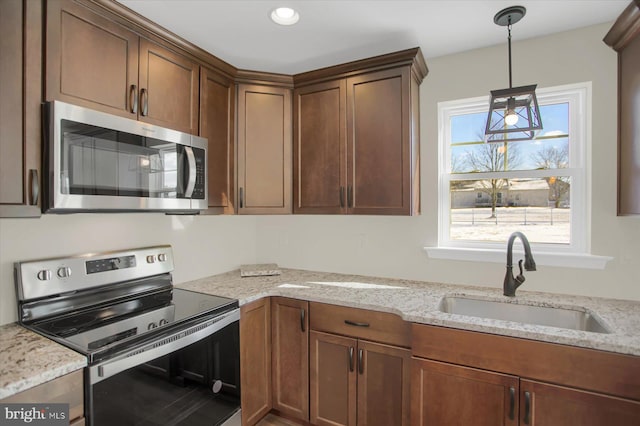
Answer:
[346,67,415,215]
[237,84,292,214]
[240,299,272,426]
[310,331,357,426]
[521,379,640,426]
[138,38,199,135]
[200,67,235,214]
[271,298,309,420]
[357,340,410,426]
[45,0,138,118]
[294,80,346,214]
[0,0,42,217]
[411,358,519,426]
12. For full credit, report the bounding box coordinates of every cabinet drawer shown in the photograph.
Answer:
[309,302,410,347]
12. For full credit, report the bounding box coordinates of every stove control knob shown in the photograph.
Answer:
[57,267,72,278]
[158,319,168,326]
[158,253,167,262]
[146,255,156,264]
[37,270,52,281]
[147,322,157,330]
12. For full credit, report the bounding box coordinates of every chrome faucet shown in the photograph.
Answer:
[504,232,536,297]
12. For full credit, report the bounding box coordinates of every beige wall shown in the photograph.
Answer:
[256,23,640,301]
[0,215,258,324]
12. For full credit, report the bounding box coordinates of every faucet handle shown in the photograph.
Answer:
[515,259,526,285]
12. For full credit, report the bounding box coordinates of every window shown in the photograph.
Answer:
[437,83,590,255]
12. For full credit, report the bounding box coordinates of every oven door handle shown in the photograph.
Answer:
[89,308,239,384]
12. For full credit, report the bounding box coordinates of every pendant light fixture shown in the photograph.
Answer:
[485,6,542,143]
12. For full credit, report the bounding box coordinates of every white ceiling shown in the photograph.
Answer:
[118,0,627,74]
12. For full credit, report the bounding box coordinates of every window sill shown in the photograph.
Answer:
[424,247,612,270]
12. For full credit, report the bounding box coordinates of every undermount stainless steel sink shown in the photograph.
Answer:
[439,296,611,334]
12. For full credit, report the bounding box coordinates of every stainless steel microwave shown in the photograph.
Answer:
[44,101,207,213]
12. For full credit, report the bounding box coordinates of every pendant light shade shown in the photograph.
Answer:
[485,6,543,143]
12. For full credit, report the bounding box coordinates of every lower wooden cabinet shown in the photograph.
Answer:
[240,298,272,426]
[411,324,640,426]
[520,379,640,426]
[310,330,411,426]
[411,358,519,426]
[271,297,309,421]
[1,370,84,424]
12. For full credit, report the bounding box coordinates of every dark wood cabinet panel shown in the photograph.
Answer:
[294,80,346,214]
[271,298,309,421]
[0,0,42,217]
[521,379,640,426]
[310,331,357,426]
[605,2,640,215]
[293,54,423,216]
[411,358,518,426]
[237,84,292,214]
[347,67,415,215]
[357,340,410,426]
[46,0,199,135]
[45,0,138,118]
[200,66,235,214]
[240,299,272,426]
[138,38,199,135]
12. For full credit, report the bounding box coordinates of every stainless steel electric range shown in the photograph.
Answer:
[15,245,241,426]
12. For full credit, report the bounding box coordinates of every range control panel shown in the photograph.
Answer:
[15,245,174,302]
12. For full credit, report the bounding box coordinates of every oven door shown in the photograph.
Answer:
[45,101,207,213]
[86,309,240,426]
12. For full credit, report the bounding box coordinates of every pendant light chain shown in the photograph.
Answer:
[507,20,513,89]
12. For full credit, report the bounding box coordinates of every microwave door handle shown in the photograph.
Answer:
[183,146,197,198]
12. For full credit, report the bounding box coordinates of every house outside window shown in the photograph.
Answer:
[437,83,590,254]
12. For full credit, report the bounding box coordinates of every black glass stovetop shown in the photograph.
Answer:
[26,286,238,363]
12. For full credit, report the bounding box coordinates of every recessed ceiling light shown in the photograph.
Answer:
[270,7,300,26]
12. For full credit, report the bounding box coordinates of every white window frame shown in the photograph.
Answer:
[427,82,611,269]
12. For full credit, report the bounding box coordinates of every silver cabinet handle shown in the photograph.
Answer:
[340,186,344,208]
[347,185,353,208]
[184,147,196,198]
[348,347,354,372]
[140,88,148,116]
[523,391,531,424]
[508,387,515,420]
[239,187,244,208]
[130,84,138,114]
[300,308,306,332]
[29,169,39,205]
[358,348,364,374]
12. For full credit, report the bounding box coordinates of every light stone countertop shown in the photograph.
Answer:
[178,268,640,356]
[0,323,87,399]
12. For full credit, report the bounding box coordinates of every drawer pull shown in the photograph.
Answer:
[300,308,306,332]
[344,320,369,328]
[358,348,364,374]
[348,347,354,372]
[523,391,531,424]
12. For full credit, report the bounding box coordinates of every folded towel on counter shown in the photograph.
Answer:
[240,263,281,277]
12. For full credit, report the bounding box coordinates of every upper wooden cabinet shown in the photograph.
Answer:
[0,0,42,217]
[237,83,293,214]
[294,49,426,215]
[604,1,640,215]
[200,66,236,214]
[45,0,199,135]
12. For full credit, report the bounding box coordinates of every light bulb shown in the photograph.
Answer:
[505,110,519,126]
